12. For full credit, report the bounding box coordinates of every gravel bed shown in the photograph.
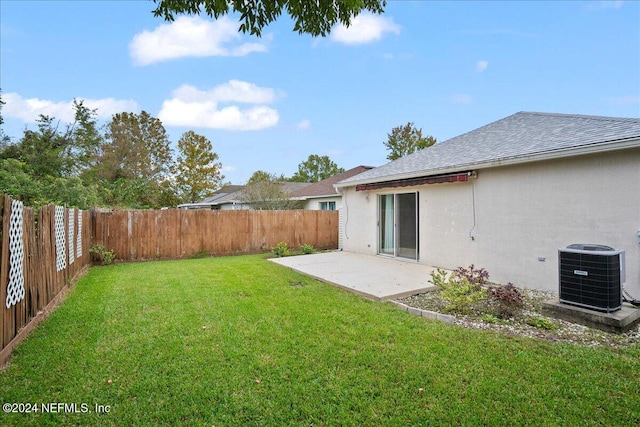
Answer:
[397,288,640,348]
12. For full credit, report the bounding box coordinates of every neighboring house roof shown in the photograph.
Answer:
[289,166,374,199]
[177,185,245,209]
[206,189,245,206]
[336,112,640,188]
[199,185,244,203]
[215,182,311,205]
[280,182,312,194]
[178,182,313,208]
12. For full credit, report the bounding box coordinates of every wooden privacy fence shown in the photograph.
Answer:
[92,209,339,261]
[0,195,92,365]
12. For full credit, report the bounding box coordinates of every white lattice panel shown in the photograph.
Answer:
[68,209,75,264]
[55,205,67,272]
[76,211,83,258]
[6,199,25,308]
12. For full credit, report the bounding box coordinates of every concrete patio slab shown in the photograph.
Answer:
[270,251,438,300]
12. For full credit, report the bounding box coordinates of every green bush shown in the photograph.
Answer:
[481,313,500,324]
[272,241,290,257]
[89,244,116,265]
[527,316,559,331]
[300,243,315,254]
[430,268,486,314]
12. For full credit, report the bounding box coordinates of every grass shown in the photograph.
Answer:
[1,254,639,426]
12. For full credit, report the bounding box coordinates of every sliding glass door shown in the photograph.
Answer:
[378,193,419,260]
[379,195,395,255]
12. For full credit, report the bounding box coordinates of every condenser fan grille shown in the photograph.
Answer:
[558,245,625,313]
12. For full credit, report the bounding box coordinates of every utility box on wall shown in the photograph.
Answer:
[558,244,625,313]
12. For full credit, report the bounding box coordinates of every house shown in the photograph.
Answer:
[178,183,311,210]
[288,166,374,211]
[179,167,373,211]
[177,185,245,210]
[334,112,640,296]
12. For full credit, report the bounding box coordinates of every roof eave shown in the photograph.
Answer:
[335,137,640,188]
[177,202,215,208]
[297,193,339,200]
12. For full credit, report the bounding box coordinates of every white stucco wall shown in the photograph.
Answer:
[341,147,640,295]
[306,196,342,211]
[302,196,342,211]
[218,202,252,210]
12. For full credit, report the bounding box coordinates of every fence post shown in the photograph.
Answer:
[0,196,9,352]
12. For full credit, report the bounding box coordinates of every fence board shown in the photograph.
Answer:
[1,196,92,365]
[0,195,12,350]
[91,209,339,261]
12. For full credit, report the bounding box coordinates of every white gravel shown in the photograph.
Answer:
[397,288,640,348]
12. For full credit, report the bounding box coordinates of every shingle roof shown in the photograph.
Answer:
[337,112,640,186]
[178,183,312,208]
[199,185,245,203]
[289,166,374,198]
[207,182,311,205]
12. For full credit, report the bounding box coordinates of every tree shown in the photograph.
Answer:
[96,111,175,208]
[100,178,155,209]
[152,0,387,37]
[241,172,301,210]
[100,111,174,182]
[66,99,104,180]
[96,111,174,208]
[290,154,344,183]
[384,122,436,161]
[0,102,103,208]
[247,169,286,185]
[175,130,224,203]
[0,159,44,206]
[43,176,100,210]
[12,115,70,179]
[2,100,105,180]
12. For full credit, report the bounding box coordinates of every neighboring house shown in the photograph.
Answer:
[177,185,245,210]
[289,166,374,211]
[217,182,310,210]
[179,169,374,211]
[178,183,312,210]
[335,112,640,296]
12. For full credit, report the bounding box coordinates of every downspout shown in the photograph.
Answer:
[469,177,477,241]
[469,171,478,241]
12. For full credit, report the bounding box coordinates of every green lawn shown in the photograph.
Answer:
[1,254,639,426]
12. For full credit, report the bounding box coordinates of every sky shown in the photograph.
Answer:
[1,0,639,185]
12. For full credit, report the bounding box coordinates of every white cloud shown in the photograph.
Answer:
[129,16,267,66]
[172,81,276,104]
[3,92,138,123]
[222,165,237,173]
[158,81,280,131]
[296,119,311,130]
[476,60,489,72]
[330,14,400,45]
[450,94,473,105]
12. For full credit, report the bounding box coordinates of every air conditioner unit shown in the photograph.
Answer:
[558,244,625,313]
